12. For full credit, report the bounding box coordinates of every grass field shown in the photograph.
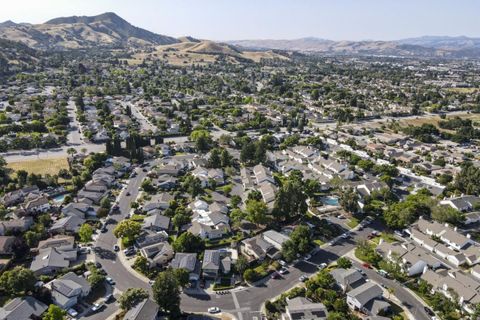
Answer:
[397,113,480,130]
[7,158,69,176]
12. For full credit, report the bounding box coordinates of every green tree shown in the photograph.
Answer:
[43,304,65,320]
[282,225,312,261]
[0,266,36,295]
[243,269,258,283]
[152,269,181,317]
[173,268,190,288]
[273,172,307,220]
[172,232,204,253]
[235,255,249,278]
[245,199,269,225]
[182,175,203,197]
[118,288,149,310]
[113,219,142,240]
[337,257,352,269]
[339,187,359,214]
[78,223,93,243]
[207,148,221,168]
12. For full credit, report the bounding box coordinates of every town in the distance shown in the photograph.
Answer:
[1,9,480,320]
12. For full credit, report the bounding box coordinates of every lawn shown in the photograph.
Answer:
[7,157,69,176]
[347,217,359,229]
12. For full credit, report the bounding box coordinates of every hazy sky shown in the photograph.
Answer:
[1,0,479,41]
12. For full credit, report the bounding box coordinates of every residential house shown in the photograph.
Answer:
[0,296,47,320]
[142,212,171,232]
[0,216,33,236]
[170,253,200,281]
[123,299,159,320]
[285,297,328,320]
[49,215,85,234]
[0,236,16,255]
[330,268,365,292]
[139,242,174,268]
[346,282,389,316]
[50,272,91,309]
[23,196,50,214]
[440,195,480,212]
[30,247,77,275]
[202,249,231,279]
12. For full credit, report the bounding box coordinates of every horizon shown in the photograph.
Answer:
[1,0,480,41]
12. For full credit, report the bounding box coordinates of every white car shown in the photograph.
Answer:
[279,260,287,266]
[318,262,328,270]
[67,308,78,317]
[208,307,221,314]
[279,267,289,275]
[91,302,104,312]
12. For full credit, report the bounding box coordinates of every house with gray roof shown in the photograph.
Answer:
[123,299,159,320]
[142,213,171,232]
[330,268,365,292]
[0,216,33,236]
[440,195,480,212]
[30,247,77,275]
[140,242,174,268]
[0,296,47,320]
[170,253,200,281]
[346,282,389,316]
[49,215,85,234]
[285,297,328,320]
[50,272,91,309]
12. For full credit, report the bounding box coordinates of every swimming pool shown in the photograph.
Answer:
[320,196,339,206]
[52,194,67,204]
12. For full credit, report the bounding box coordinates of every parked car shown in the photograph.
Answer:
[91,302,104,312]
[208,307,220,314]
[279,267,289,275]
[299,275,309,282]
[126,192,131,196]
[318,263,328,270]
[378,269,389,277]
[279,260,287,266]
[271,271,281,279]
[67,308,78,317]
[113,245,120,252]
[105,294,114,303]
[424,306,435,317]
[362,263,372,269]
[124,247,135,256]
[106,277,115,285]
[304,254,312,260]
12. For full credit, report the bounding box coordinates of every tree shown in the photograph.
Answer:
[43,304,65,320]
[24,230,41,247]
[16,170,28,187]
[113,219,142,240]
[78,223,93,243]
[172,232,204,253]
[220,149,232,167]
[173,268,190,288]
[172,211,191,230]
[431,205,464,225]
[100,196,111,209]
[235,255,249,277]
[339,187,359,214]
[337,257,352,269]
[243,269,258,283]
[152,270,181,317]
[384,190,434,229]
[282,225,312,261]
[207,148,221,168]
[0,266,36,295]
[273,172,307,220]
[87,267,105,289]
[118,288,149,310]
[182,175,203,197]
[245,199,269,225]
[132,256,149,275]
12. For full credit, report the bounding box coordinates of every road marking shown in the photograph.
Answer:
[231,291,244,320]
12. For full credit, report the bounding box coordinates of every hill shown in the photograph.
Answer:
[0,38,38,77]
[0,12,178,50]
[229,36,480,58]
[127,39,290,66]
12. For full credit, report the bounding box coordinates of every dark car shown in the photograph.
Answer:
[424,307,435,317]
[126,192,131,196]
[95,262,102,269]
[271,272,281,279]
[105,294,114,303]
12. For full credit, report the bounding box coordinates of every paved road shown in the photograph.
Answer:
[123,101,158,134]
[66,99,83,146]
[86,166,152,320]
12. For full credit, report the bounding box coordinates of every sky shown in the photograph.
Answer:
[1,0,479,41]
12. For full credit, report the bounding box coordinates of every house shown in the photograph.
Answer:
[201,249,231,279]
[188,221,228,240]
[0,236,17,255]
[330,268,365,292]
[62,202,97,218]
[262,230,290,251]
[37,235,75,251]
[170,253,200,281]
[139,242,174,268]
[135,231,169,249]
[0,216,33,236]
[346,282,389,316]
[143,193,175,212]
[253,164,275,185]
[440,195,480,212]
[30,247,77,275]
[285,297,328,320]
[258,182,277,205]
[0,296,47,320]
[464,212,480,225]
[49,215,85,234]
[23,196,50,213]
[124,299,159,320]
[50,272,91,309]
[142,213,171,232]
[241,235,279,261]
